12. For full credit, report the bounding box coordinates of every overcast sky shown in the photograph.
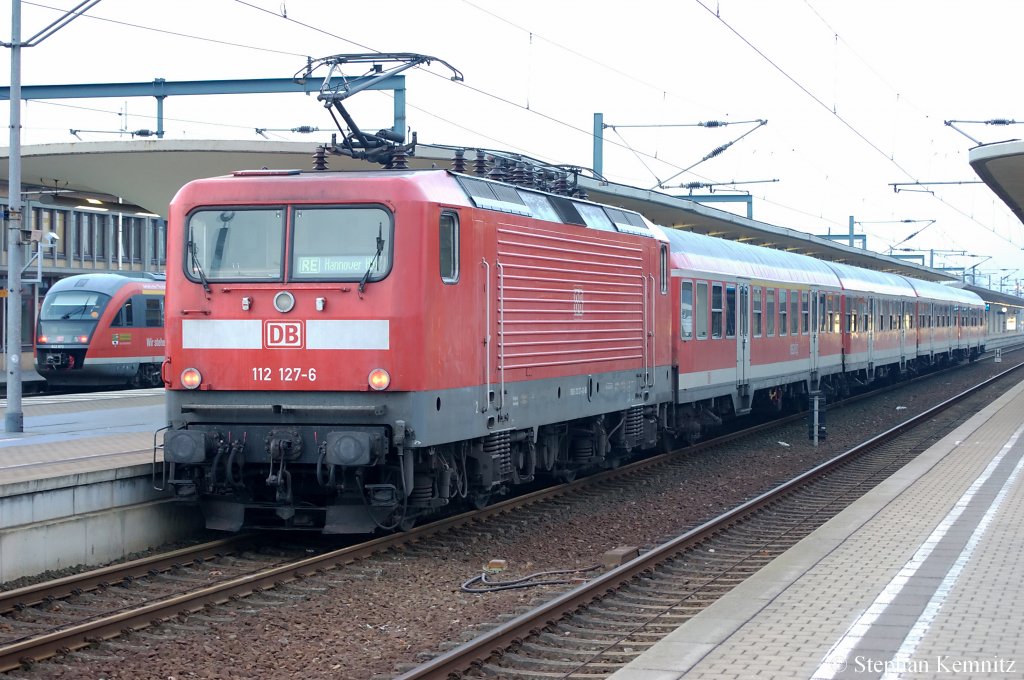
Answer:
[3,0,1023,292]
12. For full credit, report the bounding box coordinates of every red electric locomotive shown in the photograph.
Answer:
[160,168,673,533]
[36,272,166,389]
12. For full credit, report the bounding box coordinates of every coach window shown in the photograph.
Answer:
[779,290,788,336]
[440,211,459,283]
[767,288,776,336]
[790,290,799,335]
[725,284,736,338]
[695,282,709,340]
[711,283,724,339]
[752,287,762,337]
[801,291,810,334]
[681,281,693,340]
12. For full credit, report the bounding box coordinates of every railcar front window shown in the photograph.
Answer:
[292,207,393,281]
[186,209,284,281]
[38,290,110,343]
[39,290,108,321]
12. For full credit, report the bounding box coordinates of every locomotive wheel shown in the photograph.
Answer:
[471,492,491,510]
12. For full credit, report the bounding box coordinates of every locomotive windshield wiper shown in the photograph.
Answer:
[358,224,385,295]
[188,240,212,296]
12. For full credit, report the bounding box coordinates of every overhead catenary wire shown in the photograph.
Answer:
[14,1,1024,254]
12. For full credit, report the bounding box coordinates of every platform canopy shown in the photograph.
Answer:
[1,138,956,282]
[970,139,1024,224]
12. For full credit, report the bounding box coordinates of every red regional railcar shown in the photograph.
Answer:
[35,272,166,389]
[160,168,673,533]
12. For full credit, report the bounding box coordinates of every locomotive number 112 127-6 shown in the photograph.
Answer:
[251,367,318,382]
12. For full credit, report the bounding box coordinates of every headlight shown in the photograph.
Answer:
[180,367,202,390]
[368,368,390,391]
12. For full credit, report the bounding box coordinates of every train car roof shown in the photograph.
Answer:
[902,278,985,306]
[822,260,918,297]
[664,228,839,287]
[47,272,165,297]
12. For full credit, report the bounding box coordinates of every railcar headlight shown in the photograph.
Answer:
[181,367,203,390]
[368,368,390,391]
[76,335,89,343]
[38,335,48,344]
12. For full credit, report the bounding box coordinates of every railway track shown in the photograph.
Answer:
[393,360,1024,679]
[2,355,1020,676]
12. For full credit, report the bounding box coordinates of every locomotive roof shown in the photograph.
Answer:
[48,272,165,297]
[663,227,839,287]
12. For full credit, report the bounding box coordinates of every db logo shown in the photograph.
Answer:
[264,321,304,348]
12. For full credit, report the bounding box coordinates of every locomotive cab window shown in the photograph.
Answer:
[440,211,460,284]
[186,208,284,281]
[292,206,393,282]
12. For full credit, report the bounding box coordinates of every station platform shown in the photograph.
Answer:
[0,388,164,483]
[612,377,1024,679]
[0,389,202,582]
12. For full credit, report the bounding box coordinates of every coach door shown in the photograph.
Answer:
[867,297,875,365]
[899,299,908,364]
[735,282,750,388]
[810,289,821,377]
